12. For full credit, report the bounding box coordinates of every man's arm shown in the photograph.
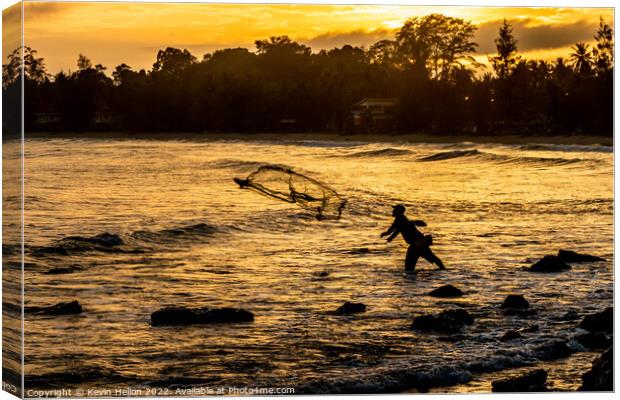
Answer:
[386,229,399,242]
[380,221,396,237]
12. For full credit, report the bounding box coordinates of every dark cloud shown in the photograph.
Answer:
[299,28,395,51]
[297,18,600,55]
[475,18,600,54]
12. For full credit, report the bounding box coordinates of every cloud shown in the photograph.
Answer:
[299,28,395,51]
[24,3,66,20]
[475,18,600,54]
[297,17,603,55]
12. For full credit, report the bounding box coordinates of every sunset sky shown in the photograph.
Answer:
[3,1,614,75]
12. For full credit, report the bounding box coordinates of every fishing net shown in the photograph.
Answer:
[234,165,346,220]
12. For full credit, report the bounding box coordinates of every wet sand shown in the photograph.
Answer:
[25,131,613,146]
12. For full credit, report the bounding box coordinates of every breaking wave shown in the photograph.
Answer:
[418,149,482,161]
[345,148,415,158]
[417,149,599,167]
[29,222,221,257]
[212,159,293,171]
[298,337,582,394]
[519,143,613,153]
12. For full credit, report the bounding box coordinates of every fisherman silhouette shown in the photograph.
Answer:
[381,204,446,272]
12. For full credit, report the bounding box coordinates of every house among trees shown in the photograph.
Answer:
[93,106,120,127]
[350,98,398,132]
[33,108,61,127]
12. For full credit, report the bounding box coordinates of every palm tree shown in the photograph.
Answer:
[569,43,593,75]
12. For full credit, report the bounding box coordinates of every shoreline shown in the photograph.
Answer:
[24,131,613,147]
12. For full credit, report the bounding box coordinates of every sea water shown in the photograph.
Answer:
[3,138,613,393]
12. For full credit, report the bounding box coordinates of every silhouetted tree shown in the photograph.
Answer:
[77,54,92,71]
[489,19,520,80]
[2,46,49,87]
[592,17,613,74]
[152,47,196,77]
[11,13,613,137]
[569,43,593,75]
[396,14,478,80]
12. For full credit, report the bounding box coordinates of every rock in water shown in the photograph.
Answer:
[501,295,530,309]
[557,250,605,263]
[25,300,82,315]
[575,332,612,350]
[528,255,571,272]
[334,302,366,315]
[534,340,573,361]
[428,285,464,298]
[501,294,536,316]
[500,331,523,342]
[151,307,254,326]
[579,347,613,391]
[411,309,474,334]
[492,369,547,392]
[579,307,613,333]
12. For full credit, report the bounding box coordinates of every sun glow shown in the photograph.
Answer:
[13,2,614,74]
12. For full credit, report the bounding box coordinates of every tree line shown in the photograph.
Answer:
[2,14,613,136]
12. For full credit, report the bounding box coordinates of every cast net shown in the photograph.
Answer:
[234,165,346,220]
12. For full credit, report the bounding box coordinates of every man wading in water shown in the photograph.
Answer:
[381,204,446,272]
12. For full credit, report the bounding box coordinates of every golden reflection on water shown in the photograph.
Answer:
[11,138,613,392]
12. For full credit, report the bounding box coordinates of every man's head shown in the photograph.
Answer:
[392,204,406,217]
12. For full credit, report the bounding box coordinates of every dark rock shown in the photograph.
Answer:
[575,332,612,350]
[315,271,329,277]
[501,295,530,309]
[428,285,464,298]
[411,309,474,334]
[558,250,605,263]
[535,340,573,361]
[492,369,547,392]
[151,307,254,326]
[579,347,613,391]
[500,331,522,342]
[25,300,82,315]
[529,255,571,272]
[334,302,366,315]
[579,307,613,333]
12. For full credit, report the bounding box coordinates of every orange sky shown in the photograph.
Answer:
[4,2,614,75]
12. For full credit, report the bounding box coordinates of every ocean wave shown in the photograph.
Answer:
[211,159,292,171]
[418,149,483,161]
[299,336,582,394]
[30,222,221,257]
[298,364,472,394]
[30,233,140,257]
[417,149,599,167]
[345,148,414,158]
[130,222,219,244]
[520,143,613,153]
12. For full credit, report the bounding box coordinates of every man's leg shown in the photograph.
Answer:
[422,248,446,270]
[405,245,420,272]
